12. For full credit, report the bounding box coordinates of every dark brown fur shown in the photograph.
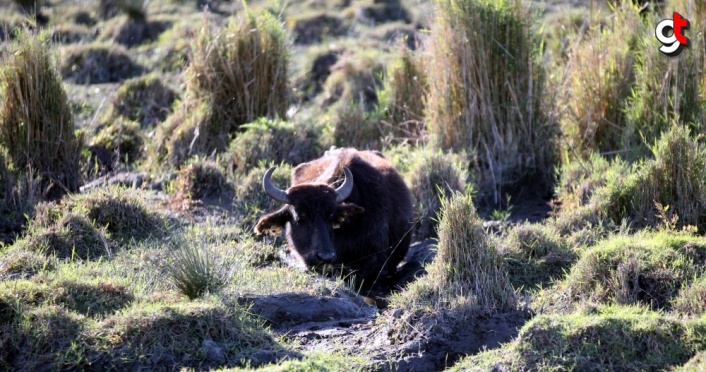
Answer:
[255,148,414,287]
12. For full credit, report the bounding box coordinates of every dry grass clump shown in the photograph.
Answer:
[224,118,328,175]
[88,118,144,166]
[85,301,275,369]
[406,149,469,239]
[103,74,177,127]
[425,0,556,203]
[378,41,426,143]
[157,11,288,167]
[392,193,515,316]
[548,231,706,312]
[289,12,349,44]
[500,222,575,290]
[0,30,82,198]
[174,160,234,201]
[559,1,642,158]
[452,305,706,371]
[671,275,706,317]
[59,43,144,84]
[233,164,293,229]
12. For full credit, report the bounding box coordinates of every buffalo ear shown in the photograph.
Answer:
[334,203,365,226]
[255,207,291,236]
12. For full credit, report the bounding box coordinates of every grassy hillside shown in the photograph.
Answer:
[1,0,706,370]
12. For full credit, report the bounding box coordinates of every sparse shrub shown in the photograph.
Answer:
[289,12,348,44]
[233,164,293,229]
[559,1,642,158]
[555,231,706,311]
[175,160,233,201]
[157,11,288,167]
[425,0,556,203]
[0,30,82,197]
[163,239,227,299]
[378,41,426,143]
[104,74,177,127]
[406,149,469,239]
[60,43,144,84]
[672,275,706,317]
[453,305,706,371]
[500,222,575,290]
[224,118,327,175]
[88,118,144,166]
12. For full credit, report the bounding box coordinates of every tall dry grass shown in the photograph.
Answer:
[0,30,81,197]
[559,1,642,158]
[155,11,288,167]
[425,0,556,203]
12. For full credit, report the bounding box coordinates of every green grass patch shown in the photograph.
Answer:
[452,305,706,371]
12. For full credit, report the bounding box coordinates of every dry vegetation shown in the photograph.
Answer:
[1,0,706,369]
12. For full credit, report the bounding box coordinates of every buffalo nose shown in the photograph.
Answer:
[317,251,336,263]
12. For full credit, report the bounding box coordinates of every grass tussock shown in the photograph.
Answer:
[392,193,515,316]
[32,186,167,246]
[224,118,328,175]
[103,74,177,128]
[406,149,469,239]
[289,12,348,44]
[19,213,112,260]
[0,161,44,242]
[85,301,275,368]
[602,124,706,230]
[0,30,82,197]
[425,0,556,203]
[0,246,54,280]
[174,160,234,202]
[98,15,173,48]
[500,222,575,290]
[452,305,706,371]
[672,274,706,317]
[155,11,288,167]
[59,43,144,84]
[88,118,144,166]
[538,231,706,313]
[327,101,383,150]
[163,238,228,299]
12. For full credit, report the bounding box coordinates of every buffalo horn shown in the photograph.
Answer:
[335,167,354,203]
[263,167,290,204]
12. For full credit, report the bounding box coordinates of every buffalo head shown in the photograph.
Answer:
[255,166,365,267]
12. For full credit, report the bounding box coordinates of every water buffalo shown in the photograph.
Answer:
[255,148,414,287]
